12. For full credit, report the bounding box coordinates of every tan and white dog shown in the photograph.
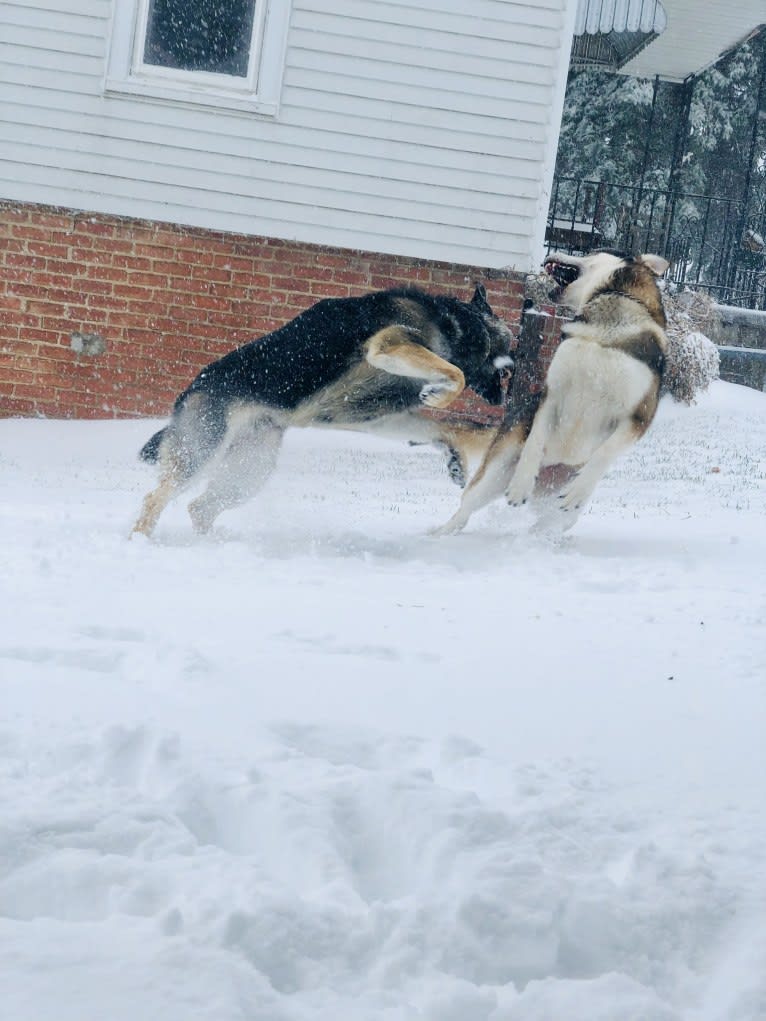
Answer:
[437,249,670,534]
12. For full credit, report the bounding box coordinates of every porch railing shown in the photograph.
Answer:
[546,176,766,310]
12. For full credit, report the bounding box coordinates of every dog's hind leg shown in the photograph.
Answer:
[365,327,466,409]
[505,397,556,507]
[132,466,187,538]
[558,417,641,514]
[132,393,226,537]
[187,415,284,533]
[434,422,527,534]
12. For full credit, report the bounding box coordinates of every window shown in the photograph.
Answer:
[106,0,291,115]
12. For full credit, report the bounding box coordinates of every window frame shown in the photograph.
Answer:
[105,0,290,116]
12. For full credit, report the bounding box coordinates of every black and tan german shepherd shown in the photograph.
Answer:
[132,285,512,536]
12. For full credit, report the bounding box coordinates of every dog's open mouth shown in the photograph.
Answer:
[543,259,581,288]
[542,258,581,303]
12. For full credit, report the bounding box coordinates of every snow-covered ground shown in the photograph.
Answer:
[1,381,765,1021]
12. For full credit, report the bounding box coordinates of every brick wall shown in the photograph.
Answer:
[0,200,566,420]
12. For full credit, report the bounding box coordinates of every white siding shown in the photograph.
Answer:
[0,0,576,270]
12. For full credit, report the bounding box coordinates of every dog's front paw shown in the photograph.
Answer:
[505,481,533,507]
[429,513,467,537]
[419,382,458,409]
[558,477,588,512]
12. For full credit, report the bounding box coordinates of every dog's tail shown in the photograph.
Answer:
[139,428,166,463]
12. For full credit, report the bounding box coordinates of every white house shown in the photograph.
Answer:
[0,0,579,271]
[1,0,763,418]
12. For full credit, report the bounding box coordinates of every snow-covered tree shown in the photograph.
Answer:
[554,29,766,234]
[553,29,766,304]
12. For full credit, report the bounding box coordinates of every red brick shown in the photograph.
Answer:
[167,276,207,295]
[269,275,309,293]
[107,311,154,329]
[6,254,47,271]
[74,219,115,237]
[43,259,85,277]
[0,350,39,371]
[0,397,38,417]
[27,241,71,260]
[82,265,132,284]
[19,328,61,345]
[230,272,274,291]
[190,265,231,284]
[47,346,85,368]
[109,254,152,271]
[36,212,74,229]
[332,269,371,286]
[75,278,114,297]
[10,225,56,242]
[122,328,160,345]
[188,293,230,312]
[1,199,527,419]
[12,379,69,400]
[70,247,118,266]
[0,238,25,257]
[150,259,192,279]
[88,237,136,255]
[127,271,173,289]
[108,284,154,302]
[2,309,42,328]
[134,242,175,260]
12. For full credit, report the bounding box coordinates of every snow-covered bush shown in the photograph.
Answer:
[522,274,720,406]
[661,289,720,405]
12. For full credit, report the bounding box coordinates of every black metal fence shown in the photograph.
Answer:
[546,176,766,310]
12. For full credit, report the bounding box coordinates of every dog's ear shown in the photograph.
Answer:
[470,283,493,316]
[638,254,670,276]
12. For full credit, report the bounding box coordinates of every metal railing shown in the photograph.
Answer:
[546,176,766,310]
